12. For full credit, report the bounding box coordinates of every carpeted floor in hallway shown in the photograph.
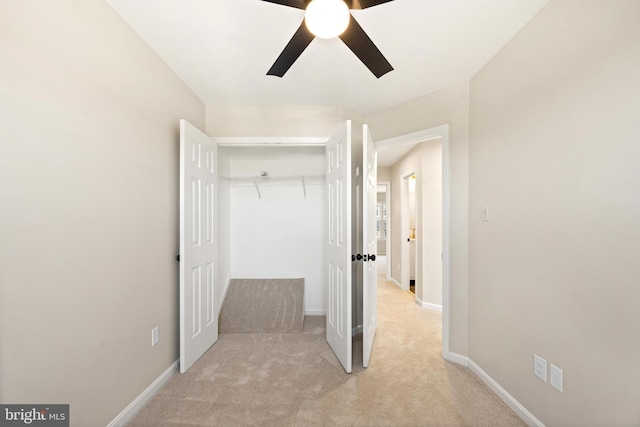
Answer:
[126,277,525,426]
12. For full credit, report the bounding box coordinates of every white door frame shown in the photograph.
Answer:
[375,124,452,360]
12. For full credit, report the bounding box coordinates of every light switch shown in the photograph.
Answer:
[481,206,490,222]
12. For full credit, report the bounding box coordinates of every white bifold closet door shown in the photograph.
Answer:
[177,118,375,375]
[326,121,378,373]
[326,121,353,374]
[179,119,218,373]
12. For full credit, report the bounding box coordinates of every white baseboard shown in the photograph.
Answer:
[441,353,543,427]
[443,351,469,367]
[415,297,443,312]
[467,360,545,427]
[305,309,326,316]
[107,360,178,427]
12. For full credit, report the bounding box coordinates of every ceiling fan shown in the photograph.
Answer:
[262,0,395,78]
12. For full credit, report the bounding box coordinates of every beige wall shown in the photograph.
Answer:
[377,166,392,183]
[420,141,443,306]
[0,1,205,426]
[7,1,635,424]
[206,105,345,137]
[366,83,470,355]
[469,1,640,425]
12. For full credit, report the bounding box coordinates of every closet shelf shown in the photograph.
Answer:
[220,175,325,199]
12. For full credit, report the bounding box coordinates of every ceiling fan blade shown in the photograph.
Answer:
[267,22,315,77]
[350,0,394,9]
[260,0,307,9]
[339,14,393,78]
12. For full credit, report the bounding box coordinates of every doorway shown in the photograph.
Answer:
[374,124,452,360]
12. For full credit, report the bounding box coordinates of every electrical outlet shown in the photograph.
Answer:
[550,363,563,392]
[533,354,547,382]
[151,327,159,347]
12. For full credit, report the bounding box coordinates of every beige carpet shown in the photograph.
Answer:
[219,278,305,333]
[126,278,526,426]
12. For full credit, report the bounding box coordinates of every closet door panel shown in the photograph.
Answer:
[179,119,218,373]
[325,121,352,374]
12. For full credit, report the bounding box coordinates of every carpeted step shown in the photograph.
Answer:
[219,278,304,333]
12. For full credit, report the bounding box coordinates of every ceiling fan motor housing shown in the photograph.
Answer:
[304,0,350,39]
[264,0,395,78]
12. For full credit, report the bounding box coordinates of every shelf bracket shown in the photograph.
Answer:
[254,178,262,199]
[302,176,307,199]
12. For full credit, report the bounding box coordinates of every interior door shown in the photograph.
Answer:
[179,119,218,373]
[326,121,352,374]
[362,124,378,368]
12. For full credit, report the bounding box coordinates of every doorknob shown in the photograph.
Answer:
[176,254,180,262]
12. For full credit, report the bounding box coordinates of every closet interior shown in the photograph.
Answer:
[218,145,328,316]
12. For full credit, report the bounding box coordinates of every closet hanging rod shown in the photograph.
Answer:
[220,175,325,199]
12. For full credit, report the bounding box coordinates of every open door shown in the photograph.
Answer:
[179,119,218,373]
[326,121,353,374]
[362,124,378,368]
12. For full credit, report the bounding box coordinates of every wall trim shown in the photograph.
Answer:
[305,309,326,316]
[375,129,443,151]
[415,297,443,312]
[107,360,178,427]
[443,351,469,367]
[467,360,545,427]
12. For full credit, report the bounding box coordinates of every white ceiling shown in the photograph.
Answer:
[106,0,549,118]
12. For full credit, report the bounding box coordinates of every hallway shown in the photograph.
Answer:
[126,278,524,426]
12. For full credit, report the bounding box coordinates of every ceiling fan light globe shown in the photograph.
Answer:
[305,0,350,39]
